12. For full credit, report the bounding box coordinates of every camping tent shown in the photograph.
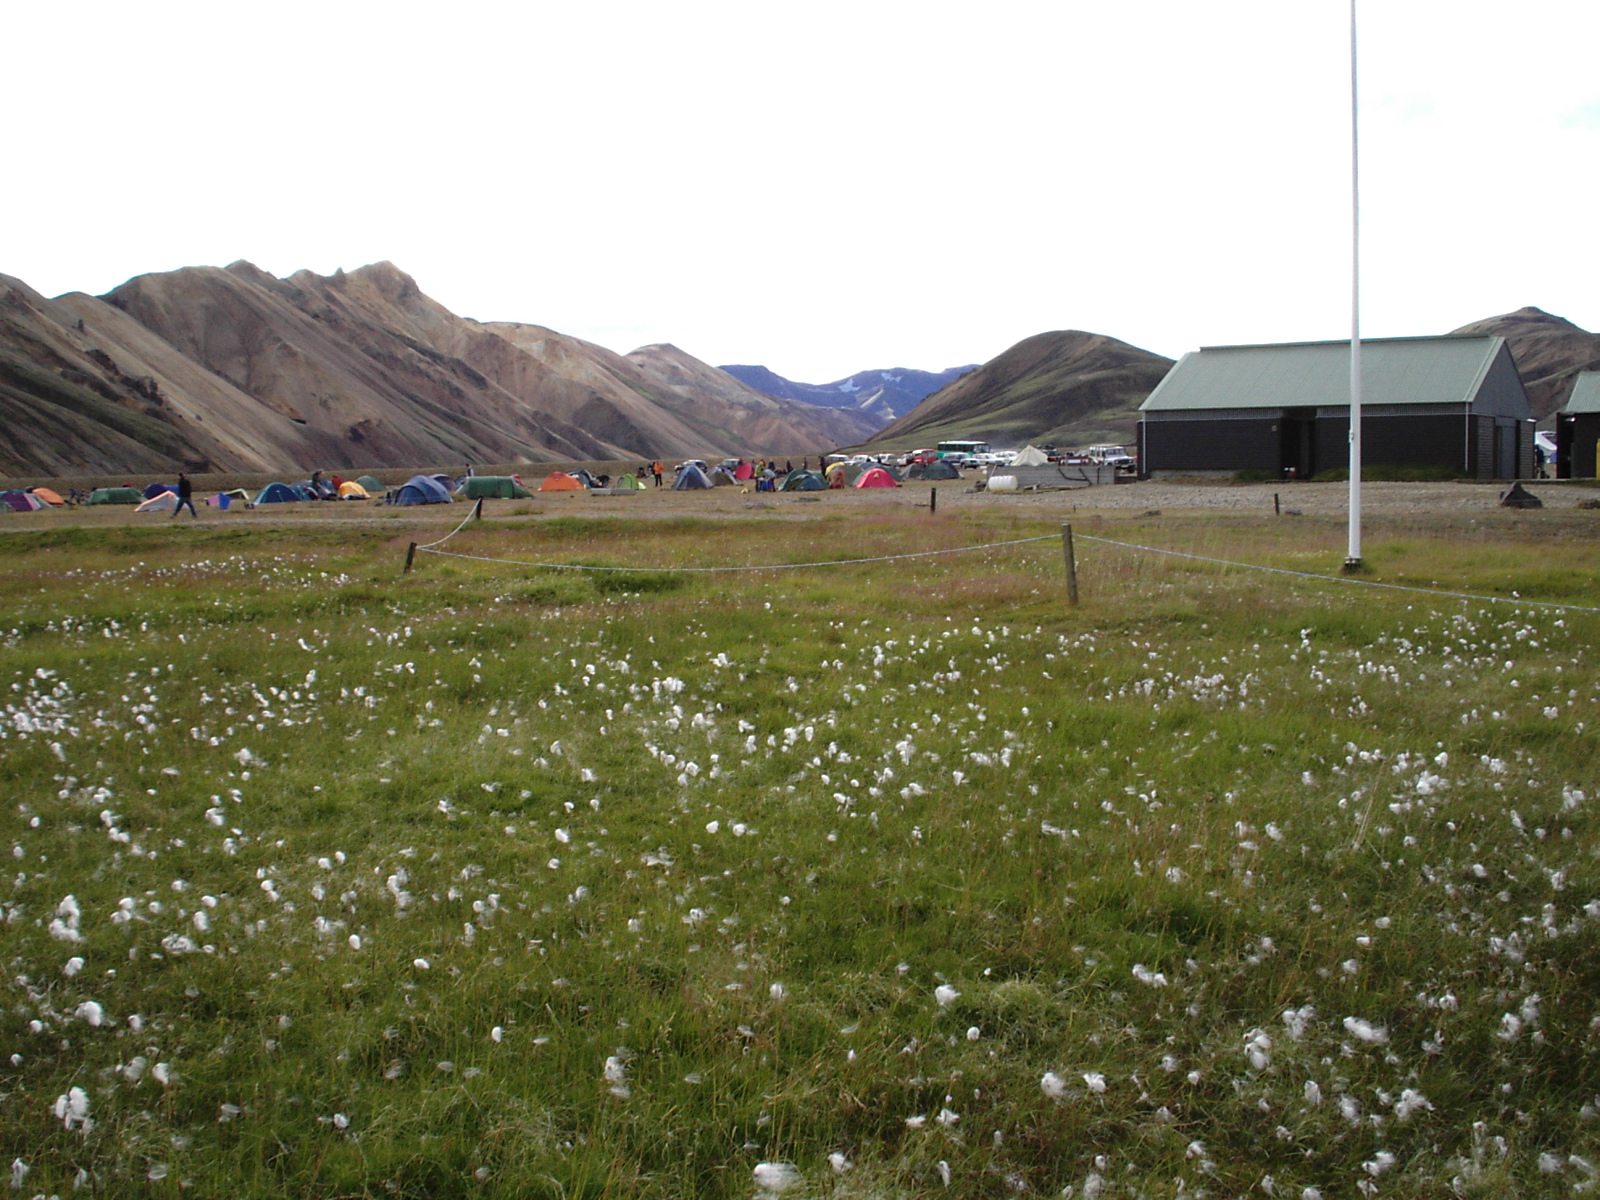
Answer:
[1,491,44,512]
[922,460,961,480]
[462,476,533,499]
[387,475,454,506]
[779,470,827,491]
[29,487,65,506]
[612,473,643,491]
[710,467,739,487]
[142,482,176,499]
[136,491,179,512]
[356,475,386,494]
[337,481,371,499]
[673,463,713,490]
[855,466,899,488]
[254,482,301,505]
[1011,445,1050,466]
[87,487,143,505]
[538,472,585,492]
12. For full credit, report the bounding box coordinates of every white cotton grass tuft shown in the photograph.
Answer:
[828,1152,852,1173]
[53,1086,91,1132]
[753,1161,802,1193]
[75,1001,106,1027]
[1341,1016,1388,1044]
[1041,1071,1068,1098]
[1082,1072,1108,1094]
[934,984,959,1007]
[603,1054,631,1098]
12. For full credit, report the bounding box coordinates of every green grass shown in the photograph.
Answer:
[0,511,1597,1196]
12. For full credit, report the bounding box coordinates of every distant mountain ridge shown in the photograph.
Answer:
[719,363,977,423]
[0,261,881,476]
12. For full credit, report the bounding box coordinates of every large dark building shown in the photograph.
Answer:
[1137,335,1534,480]
[1557,372,1600,480]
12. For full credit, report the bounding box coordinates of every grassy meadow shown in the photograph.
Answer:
[1,502,1598,1198]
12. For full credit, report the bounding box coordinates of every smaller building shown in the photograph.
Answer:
[1137,335,1534,480]
[1556,372,1600,480]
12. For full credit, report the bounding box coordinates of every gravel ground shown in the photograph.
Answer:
[5,475,1596,535]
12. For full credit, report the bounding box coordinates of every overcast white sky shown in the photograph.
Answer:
[8,0,1598,382]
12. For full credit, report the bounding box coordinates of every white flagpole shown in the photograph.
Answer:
[1345,0,1363,570]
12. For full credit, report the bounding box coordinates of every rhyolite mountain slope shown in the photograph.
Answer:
[862,330,1175,451]
[0,262,878,476]
[719,363,977,424]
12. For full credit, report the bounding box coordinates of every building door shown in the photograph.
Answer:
[1494,421,1516,479]
[1279,408,1316,479]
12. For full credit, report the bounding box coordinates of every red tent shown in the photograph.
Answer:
[855,467,899,488]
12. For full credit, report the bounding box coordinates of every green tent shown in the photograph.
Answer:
[87,487,144,505]
[461,475,534,500]
[612,473,643,490]
[356,475,386,494]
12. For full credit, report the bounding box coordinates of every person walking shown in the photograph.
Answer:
[172,472,198,520]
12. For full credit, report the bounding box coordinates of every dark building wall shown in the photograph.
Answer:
[1313,412,1471,475]
[1143,408,1527,479]
[1560,413,1600,479]
[1139,416,1281,473]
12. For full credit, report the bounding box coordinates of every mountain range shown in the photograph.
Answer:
[718,363,977,424]
[2,257,1597,479]
[0,262,880,476]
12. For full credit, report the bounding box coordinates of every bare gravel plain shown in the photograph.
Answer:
[4,472,1599,537]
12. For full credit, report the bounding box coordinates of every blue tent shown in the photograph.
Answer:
[254,482,301,505]
[387,475,454,506]
[673,463,713,490]
[143,482,176,499]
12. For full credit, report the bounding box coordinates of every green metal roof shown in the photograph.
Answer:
[1565,371,1600,414]
[1139,335,1510,412]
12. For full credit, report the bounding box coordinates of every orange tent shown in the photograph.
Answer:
[538,472,585,492]
[29,487,65,506]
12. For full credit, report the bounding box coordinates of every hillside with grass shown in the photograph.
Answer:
[861,330,1174,452]
[1,501,1596,1197]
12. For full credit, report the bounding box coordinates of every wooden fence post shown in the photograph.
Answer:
[404,543,417,573]
[1062,524,1079,607]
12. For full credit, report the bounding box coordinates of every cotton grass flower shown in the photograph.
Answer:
[753,1162,802,1193]
[603,1054,630,1098]
[934,984,959,1007]
[1342,1016,1387,1044]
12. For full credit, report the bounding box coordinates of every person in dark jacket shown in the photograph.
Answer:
[172,473,198,520]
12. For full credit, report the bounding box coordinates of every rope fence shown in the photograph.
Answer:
[402,504,1600,616]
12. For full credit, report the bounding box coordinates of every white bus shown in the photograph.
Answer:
[936,440,990,461]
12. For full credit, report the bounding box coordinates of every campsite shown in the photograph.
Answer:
[1,481,1598,1198]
